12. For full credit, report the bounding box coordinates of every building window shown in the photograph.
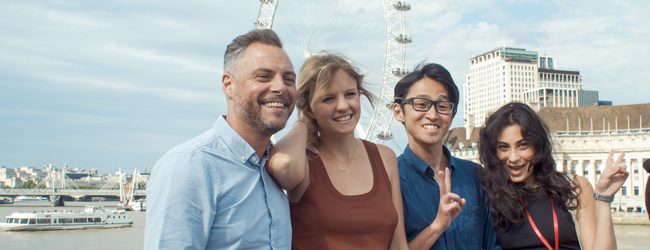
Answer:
[634,187,639,196]
[622,187,627,196]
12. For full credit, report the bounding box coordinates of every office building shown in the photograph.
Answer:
[465,47,541,128]
[464,47,609,128]
[579,90,599,107]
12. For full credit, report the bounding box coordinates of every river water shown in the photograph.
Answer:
[1,202,649,250]
[0,202,144,250]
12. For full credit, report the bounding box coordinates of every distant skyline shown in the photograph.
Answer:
[1,0,648,174]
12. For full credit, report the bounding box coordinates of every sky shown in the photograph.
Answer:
[1,0,648,175]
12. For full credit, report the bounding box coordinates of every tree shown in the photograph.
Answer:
[20,180,37,188]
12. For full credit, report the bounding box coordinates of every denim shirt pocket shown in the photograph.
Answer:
[457,205,481,245]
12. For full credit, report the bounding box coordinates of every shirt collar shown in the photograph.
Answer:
[402,144,456,176]
[213,115,273,164]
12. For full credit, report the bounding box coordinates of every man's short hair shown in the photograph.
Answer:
[393,62,460,115]
[224,29,283,75]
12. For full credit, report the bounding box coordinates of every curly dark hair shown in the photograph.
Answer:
[477,102,580,230]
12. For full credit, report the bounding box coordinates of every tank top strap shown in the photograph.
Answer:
[361,140,392,194]
[306,152,325,188]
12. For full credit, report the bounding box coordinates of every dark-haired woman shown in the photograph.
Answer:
[478,102,628,250]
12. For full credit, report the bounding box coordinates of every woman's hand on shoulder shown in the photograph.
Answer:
[594,150,629,195]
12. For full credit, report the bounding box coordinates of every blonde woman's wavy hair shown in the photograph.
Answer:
[297,52,376,156]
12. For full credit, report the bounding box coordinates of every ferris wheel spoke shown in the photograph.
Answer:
[326,0,382,49]
[255,0,411,145]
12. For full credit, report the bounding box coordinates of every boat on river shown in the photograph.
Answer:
[118,199,146,212]
[13,196,49,203]
[0,197,12,204]
[0,206,132,231]
[128,199,146,211]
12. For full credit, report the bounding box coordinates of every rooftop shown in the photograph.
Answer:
[538,68,580,75]
[444,103,650,149]
[537,103,650,132]
[470,47,537,61]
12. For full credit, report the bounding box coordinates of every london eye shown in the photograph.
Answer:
[255,0,413,146]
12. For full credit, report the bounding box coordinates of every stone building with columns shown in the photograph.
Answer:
[445,103,650,211]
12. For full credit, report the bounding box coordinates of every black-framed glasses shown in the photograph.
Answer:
[400,97,454,115]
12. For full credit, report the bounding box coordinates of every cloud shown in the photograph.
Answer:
[47,75,219,104]
[401,0,650,127]
[103,43,221,73]
[1,0,648,174]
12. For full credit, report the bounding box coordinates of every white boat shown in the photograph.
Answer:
[0,206,132,231]
[13,196,49,203]
[128,199,146,211]
[117,200,145,212]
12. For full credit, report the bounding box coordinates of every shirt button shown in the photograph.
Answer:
[252,155,258,162]
[241,156,246,161]
[447,239,452,244]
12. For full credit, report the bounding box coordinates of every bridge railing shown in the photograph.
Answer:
[0,188,146,197]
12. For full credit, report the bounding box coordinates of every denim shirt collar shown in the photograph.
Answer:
[402,144,456,176]
[213,115,273,164]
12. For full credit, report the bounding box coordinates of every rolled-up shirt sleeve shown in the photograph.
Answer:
[144,151,217,250]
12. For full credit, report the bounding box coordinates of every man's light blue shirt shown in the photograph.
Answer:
[145,116,291,250]
[398,145,500,250]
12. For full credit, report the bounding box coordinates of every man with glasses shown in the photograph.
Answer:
[392,63,500,250]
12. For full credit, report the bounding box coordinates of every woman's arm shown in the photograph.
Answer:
[377,144,409,250]
[575,150,629,250]
[266,114,313,190]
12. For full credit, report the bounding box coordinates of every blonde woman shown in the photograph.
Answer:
[267,52,409,249]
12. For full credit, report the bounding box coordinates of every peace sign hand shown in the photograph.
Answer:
[432,167,467,231]
[594,150,629,196]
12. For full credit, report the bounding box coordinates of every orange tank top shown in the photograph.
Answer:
[290,140,398,250]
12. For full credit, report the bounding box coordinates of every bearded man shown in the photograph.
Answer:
[145,29,296,250]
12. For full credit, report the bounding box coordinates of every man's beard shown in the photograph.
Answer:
[233,89,293,137]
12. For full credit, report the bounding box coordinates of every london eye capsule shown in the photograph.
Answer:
[376,130,394,140]
[395,33,412,44]
[392,67,408,77]
[393,1,411,11]
[254,20,268,28]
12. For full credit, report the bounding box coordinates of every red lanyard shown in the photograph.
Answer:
[522,196,559,250]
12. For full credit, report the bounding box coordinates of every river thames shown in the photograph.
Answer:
[1,201,649,249]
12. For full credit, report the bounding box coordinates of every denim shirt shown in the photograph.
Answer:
[398,145,500,250]
[144,116,291,250]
